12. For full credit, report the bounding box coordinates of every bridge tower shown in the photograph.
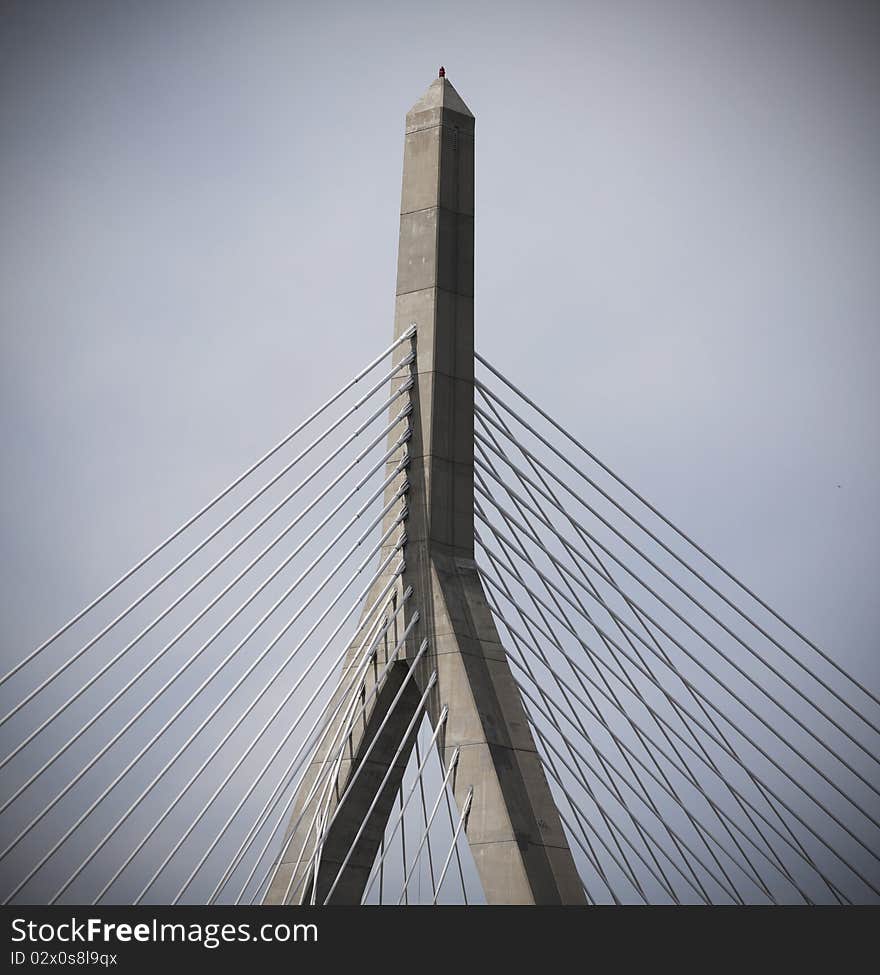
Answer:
[264,72,586,905]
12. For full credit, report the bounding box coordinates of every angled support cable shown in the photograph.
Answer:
[4,495,408,904]
[399,790,408,906]
[480,522,740,901]
[478,522,712,903]
[473,373,880,732]
[479,568,864,899]
[483,574,849,901]
[478,522,880,884]
[0,411,412,793]
[544,752,660,904]
[475,465,806,901]
[167,589,423,905]
[264,633,427,906]
[207,587,413,905]
[514,680,737,904]
[292,638,424,907]
[473,451,862,901]
[396,748,462,905]
[2,365,415,729]
[280,638,430,906]
[239,599,419,905]
[552,800,628,905]
[478,587,630,905]
[475,481,736,901]
[474,427,880,777]
[360,707,449,902]
[3,327,416,689]
[474,353,880,715]
[476,503,880,837]
[431,787,473,905]
[441,772,469,905]
[475,475,768,903]
[509,648,794,903]
[52,523,409,907]
[322,673,439,903]
[484,554,813,903]
[288,644,431,906]
[475,512,669,900]
[412,736,437,895]
[473,416,816,901]
[0,450,412,865]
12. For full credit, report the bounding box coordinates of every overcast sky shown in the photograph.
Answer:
[1,0,878,903]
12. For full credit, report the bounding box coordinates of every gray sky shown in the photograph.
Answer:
[1,0,878,903]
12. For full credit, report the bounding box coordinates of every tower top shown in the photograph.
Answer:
[407,74,473,118]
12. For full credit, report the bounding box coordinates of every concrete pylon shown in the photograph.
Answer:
[264,74,586,905]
